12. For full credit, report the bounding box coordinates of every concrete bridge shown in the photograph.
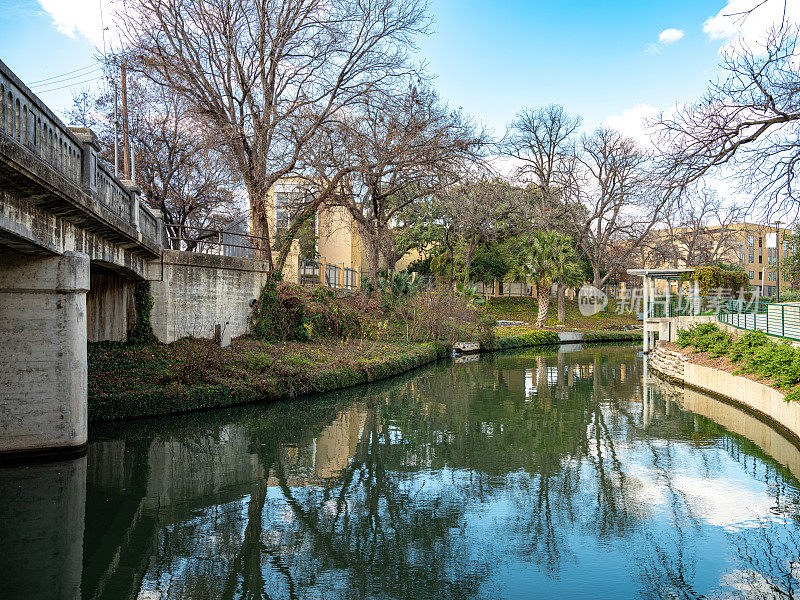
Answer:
[0,58,162,458]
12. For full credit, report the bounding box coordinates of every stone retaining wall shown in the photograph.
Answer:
[648,343,800,442]
[648,345,685,381]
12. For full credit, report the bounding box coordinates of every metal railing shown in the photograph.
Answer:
[163,224,271,260]
[718,299,800,340]
[646,297,703,318]
[298,258,360,290]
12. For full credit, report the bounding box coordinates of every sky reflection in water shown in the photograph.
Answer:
[3,344,800,600]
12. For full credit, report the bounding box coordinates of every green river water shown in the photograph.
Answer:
[3,344,800,599]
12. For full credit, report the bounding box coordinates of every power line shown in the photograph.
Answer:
[27,64,98,86]
[31,68,102,89]
[35,76,103,95]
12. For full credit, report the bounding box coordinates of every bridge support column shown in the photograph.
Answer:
[0,249,89,457]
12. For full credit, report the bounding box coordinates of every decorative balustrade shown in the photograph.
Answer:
[0,58,160,248]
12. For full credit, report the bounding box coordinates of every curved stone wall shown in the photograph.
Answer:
[649,344,800,443]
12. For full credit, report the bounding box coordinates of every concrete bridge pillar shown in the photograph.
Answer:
[0,249,89,457]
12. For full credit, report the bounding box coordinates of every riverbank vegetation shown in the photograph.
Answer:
[676,323,800,402]
[89,277,645,419]
[486,296,640,331]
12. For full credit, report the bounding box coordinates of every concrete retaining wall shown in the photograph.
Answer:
[86,269,135,342]
[148,250,299,343]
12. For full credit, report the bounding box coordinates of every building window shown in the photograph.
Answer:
[748,235,754,262]
[784,240,789,256]
[740,244,746,264]
[749,271,754,279]
[758,271,762,280]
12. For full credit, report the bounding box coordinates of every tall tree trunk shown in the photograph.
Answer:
[366,235,381,282]
[462,236,477,287]
[249,185,274,271]
[557,283,566,323]
[536,281,550,327]
[593,263,601,289]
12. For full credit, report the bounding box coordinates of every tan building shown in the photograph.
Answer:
[262,177,365,272]
[262,177,421,282]
[640,222,794,296]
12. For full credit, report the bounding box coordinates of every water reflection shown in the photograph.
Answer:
[3,346,800,599]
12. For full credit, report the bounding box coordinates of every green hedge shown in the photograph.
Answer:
[584,331,643,343]
[89,342,449,421]
[677,323,800,402]
[490,329,560,350]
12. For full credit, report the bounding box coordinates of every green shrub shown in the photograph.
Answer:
[728,330,769,362]
[583,331,643,343]
[249,280,361,341]
[676,323,731,353]
[778,289,800,303]
[249,276,309,341]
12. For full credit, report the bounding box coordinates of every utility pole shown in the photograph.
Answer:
[121,61,130,180]
[113,78,119,177]
[775,220,783,302]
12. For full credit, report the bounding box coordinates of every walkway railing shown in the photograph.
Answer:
[163,223,271,260]
[718,299,800,341]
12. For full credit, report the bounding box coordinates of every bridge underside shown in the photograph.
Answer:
[0,188,151,279]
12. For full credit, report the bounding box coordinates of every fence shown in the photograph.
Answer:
[163,224,271,260]
[718,299,800,341]
[298,258,359,290]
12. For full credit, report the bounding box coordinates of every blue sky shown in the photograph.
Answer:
[0,0,790,139]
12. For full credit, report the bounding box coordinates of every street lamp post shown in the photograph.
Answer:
[775,220,783,303]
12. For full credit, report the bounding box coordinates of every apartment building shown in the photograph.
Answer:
[639,222,794,297]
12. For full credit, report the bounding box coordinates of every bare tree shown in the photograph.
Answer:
[568,128,667,287]
[503,104,581,227]
[655,25,800,216]
[434,176,518,284]
[119,0,428,272]
[648,188,747,268]
[299,84,485,276]
[67,68,239,251]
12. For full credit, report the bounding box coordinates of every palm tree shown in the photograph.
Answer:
[506,231,582,326]
[552,235,584,323]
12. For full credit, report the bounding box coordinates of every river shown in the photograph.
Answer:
[3,344,800,599]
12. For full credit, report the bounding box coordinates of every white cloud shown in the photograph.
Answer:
[37,0,119,48]
[645,28,685,54]
[659,28,685,44]
[704,0,800,49]
[603,103,661,148]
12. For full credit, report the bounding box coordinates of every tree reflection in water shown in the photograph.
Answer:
[74,345,800,600]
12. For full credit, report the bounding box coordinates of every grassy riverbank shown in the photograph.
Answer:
[486,296,640,332]
[88,285,642,421]
[89,339,450,421]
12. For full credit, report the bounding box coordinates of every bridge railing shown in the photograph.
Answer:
[0,58,160,249]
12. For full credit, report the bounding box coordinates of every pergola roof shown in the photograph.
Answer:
[626,267,696,281]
